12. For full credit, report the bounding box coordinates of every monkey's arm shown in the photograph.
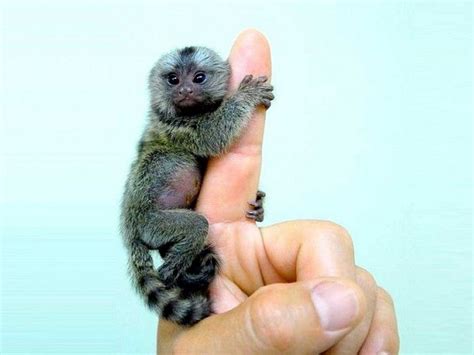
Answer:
[173,75,273,157]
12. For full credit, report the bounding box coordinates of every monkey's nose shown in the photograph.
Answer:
[178,86,193,96]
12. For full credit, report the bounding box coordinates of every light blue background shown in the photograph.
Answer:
[1,0,472,353]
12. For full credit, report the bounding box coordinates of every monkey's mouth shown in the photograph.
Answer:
[174,97,201,109]
[179,98,196,106]
[174,96,219,116]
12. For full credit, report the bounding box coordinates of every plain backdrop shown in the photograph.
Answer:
[1,0,472,353]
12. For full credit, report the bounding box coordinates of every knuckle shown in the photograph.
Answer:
[356,268,378,313]
[356,267,377,291]
[248,290,296,352]
[317,220,354,251]
[377,287,395,308]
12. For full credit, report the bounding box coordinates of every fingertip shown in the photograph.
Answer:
[230,28,271,58]
[228,28,272,89]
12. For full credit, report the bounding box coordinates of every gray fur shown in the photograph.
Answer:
[121,46,274,326]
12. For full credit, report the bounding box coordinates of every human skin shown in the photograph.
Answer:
[157,29,399,354]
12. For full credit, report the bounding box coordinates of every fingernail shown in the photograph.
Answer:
[377,352,390,355]
[311,281,359,332]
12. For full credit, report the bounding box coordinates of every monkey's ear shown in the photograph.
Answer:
[148,64,159,87]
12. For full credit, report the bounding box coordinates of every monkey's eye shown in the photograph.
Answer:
[193,72,207,84]
[167,74,179,85]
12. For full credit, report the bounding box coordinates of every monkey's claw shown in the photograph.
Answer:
[240,74,254,87]
[256,75,268,83]
[246,190,265,222]
[261,98,272,109]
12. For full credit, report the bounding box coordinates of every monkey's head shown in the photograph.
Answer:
[149,46,230,117]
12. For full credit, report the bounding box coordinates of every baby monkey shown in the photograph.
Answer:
[121,46,274,326]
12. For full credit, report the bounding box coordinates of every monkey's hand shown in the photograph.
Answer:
[246,190,265,222]
[237,75,274,109]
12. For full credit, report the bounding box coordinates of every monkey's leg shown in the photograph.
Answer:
[141,209,219,288]
[246,190,265,222]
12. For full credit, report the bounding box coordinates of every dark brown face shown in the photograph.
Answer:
[149,46,230,118]
[167,71,210,114]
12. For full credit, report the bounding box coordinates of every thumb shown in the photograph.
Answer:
[172,279,366,354]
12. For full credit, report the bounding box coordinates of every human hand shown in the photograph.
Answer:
[157,29,399,354]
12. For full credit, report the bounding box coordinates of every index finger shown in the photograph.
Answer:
[196,29,271,224]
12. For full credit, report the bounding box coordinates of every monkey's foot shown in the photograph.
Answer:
[177,245,220,291]
[246,190,265,222]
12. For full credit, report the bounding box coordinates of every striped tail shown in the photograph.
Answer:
[129,241,212,326]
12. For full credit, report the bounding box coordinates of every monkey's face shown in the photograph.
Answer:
[149,47,230,117]
[166,70,214,113]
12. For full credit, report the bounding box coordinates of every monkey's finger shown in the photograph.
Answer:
[246,210,264,222]
[248,201,261,208]
[259,88,275,106]
[261,99,272,109]
[248,199,263,209]
[160,279,366,354]
[239,74,253,86]
[262,86,274,94]
[196,29,271,224]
